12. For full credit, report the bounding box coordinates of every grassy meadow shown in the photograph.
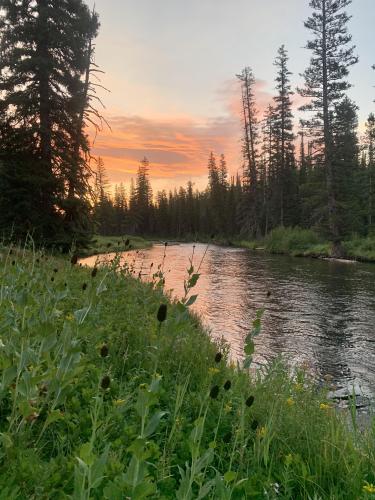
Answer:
[1,244,375,498]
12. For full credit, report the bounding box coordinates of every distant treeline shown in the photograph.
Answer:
[0,0,374,255]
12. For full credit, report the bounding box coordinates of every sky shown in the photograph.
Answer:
[86,0,375,193]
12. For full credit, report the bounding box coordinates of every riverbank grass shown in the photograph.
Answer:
[0,245,375,498]
[80,234,152,257]
[231,227,375,262]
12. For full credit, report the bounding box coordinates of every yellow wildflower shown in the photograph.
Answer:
[257,426,267,438]
[320,403,331,410]
[65,313,74,321]
[294,383,303,392]
[224,403,232,414]
[208,367,220,376]
[286,397,295,406]
[363,482,375,494]
[113,399,126,407]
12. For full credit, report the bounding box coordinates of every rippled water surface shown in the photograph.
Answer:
[82,243,375,399]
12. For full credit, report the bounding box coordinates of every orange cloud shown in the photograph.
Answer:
[89,77,279,192]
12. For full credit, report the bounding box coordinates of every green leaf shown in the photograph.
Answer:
[188,273,200,288]
[224,471,237,483]
[44,410,64,428]
[185,294,198,307]
[244,341,255,355]
[243,357,252,369]
[144,411,167,437]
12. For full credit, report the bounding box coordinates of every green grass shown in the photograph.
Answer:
[80,234,152,257]
[1,244,375,498]
[232,227,375,263]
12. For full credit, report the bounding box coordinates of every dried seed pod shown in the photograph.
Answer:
[246,396,255,407]
[101,375,111,390]
[214,352,223,363]
[223,380,232,391]
[251,419,259,431]
[157,304,167,323]
[100,344,109,358]
[210,385,220,399]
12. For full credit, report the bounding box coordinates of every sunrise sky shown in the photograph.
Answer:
[87,0,375,193]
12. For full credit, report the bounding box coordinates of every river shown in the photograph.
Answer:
[81,243,375,405]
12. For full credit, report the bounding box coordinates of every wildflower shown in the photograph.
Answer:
[101,375,111,390]
[65,313,74,321]
[286,397,295,406]
[363,483,375,494]
[208,367,220,376]
[113,399,126,407]
[210,385,220,399]
[320,402,331,410]
[91,267,98,278]
[82,283,87,291]
[251,419,259,431]
[157,304,167,323]
[257,426,267,438]
[214,352,223,363]
[71,254,78,265]
[246,395,255,407]
[224,380,232,391]
[224,404,232,414]
[100,344,109,358]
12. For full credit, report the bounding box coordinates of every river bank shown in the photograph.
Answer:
[1,245,375,498]
[79,234,152,257]
[176,227,375,264]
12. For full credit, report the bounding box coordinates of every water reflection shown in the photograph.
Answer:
[82,243,375,398]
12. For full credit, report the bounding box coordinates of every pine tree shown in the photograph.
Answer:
[299,0,358,255]
[364,113,375,232]
[237,67,260,237]
[0,0,99,247]
[273,45,296,227]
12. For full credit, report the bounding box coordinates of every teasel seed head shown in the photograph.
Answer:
[251,419,259,431]
[157,304,167,323]
[224,380,231,391]
[209,385,220,399]
[100,344,109,358]
[101,375,111,390]
[214,352,223,363]
[246,396,255,407]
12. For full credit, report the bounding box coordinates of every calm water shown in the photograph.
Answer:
[82,243,375,402]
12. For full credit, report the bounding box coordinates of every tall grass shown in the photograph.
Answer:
[0,243,375,498]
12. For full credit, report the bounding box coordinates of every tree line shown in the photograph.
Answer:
[93,0,375,253]
[0,0,374,254]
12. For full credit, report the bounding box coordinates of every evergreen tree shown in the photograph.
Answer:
[298,0,358,255]
[237,67,260,237]
[0,0,99,247]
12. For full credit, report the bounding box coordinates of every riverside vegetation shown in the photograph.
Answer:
[1,244,375,499]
